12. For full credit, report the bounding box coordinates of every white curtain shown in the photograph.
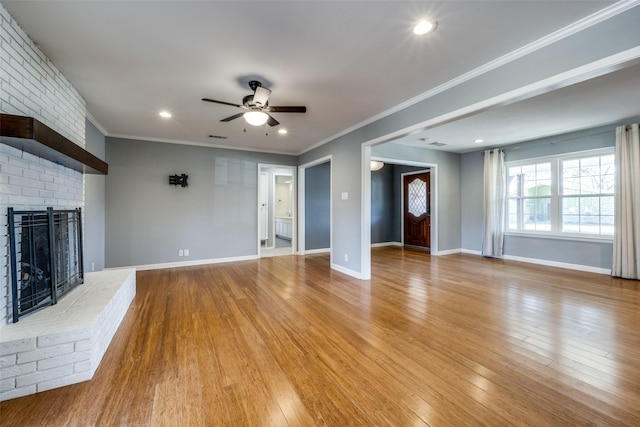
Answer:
[612,123,640,279]
[482,149,506,257]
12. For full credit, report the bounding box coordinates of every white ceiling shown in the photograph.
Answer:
[3,1,639,155]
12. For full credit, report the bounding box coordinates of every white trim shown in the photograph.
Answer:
[361,146,372,280]
[459,248,611,274]
[371,242,402,248]
[331,262,365,280]
[109,133,296,156]
[129,255,259,271]
[85,112,108,136]
[304,248,331,254]
[297,2,640,156]
[437,248,462,256]
[258,164,297,258]
[297,167,306,254]
[461,249,483,256]
[502,254,611,275]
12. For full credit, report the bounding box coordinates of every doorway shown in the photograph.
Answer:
[403,171,431,250]
[258,164,296,257]
[298,155,332,259]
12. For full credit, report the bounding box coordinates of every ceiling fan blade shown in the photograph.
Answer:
[267,115,280,127]
[253,86,271,107]
[221,113,244,122]
[202,98,242,108]
[268,106,307,113]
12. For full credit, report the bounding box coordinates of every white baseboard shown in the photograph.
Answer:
[132,255,259,271]
[502,254,611,275]
[330,262,365,279]
[371,241,403,248]
[460,249,482,256]
[303,248,331,255]
[457,249,611,275]
[437,248,462,256]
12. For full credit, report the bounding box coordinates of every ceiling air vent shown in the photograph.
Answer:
[208,135,227,139]
[428,141,447,147]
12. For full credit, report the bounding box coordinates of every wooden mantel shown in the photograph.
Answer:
[0,113,108,175]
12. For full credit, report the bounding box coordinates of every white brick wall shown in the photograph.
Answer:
[0,269,136,401]
[0,3,86,327]
[0,3,86,146]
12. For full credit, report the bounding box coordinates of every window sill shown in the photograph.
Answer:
[505,231,613,244]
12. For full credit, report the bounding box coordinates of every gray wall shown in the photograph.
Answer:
[460,152,484,252]
[371,164,395,244]
[84,119,106,271]
[305,161,331,250]
[105,137,295,267]
[460,124,618,269]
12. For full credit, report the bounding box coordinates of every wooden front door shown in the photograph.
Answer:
[403,172,430,248]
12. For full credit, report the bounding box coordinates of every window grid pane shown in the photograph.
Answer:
[559,154,614,236]
[507,151,614,237]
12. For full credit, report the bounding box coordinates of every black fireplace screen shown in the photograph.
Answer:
[7,207,84,323]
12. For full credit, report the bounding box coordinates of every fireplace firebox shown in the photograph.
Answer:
[7,207,84,323]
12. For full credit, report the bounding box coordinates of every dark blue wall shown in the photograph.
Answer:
[305,162,331,250]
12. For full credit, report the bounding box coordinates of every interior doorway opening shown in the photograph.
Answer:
[258,164,296,258]
[298,156,332,259]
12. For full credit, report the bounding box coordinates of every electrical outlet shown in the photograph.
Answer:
[344,254,348,262]
[178,249,184,257]
[184,249,189,257]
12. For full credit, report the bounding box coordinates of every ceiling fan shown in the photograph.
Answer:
[202,80,306,127]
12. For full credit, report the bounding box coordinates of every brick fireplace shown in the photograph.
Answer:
[0,4,134,401]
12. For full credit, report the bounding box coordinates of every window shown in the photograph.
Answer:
[508,162,551,231]
[507,150,614,237]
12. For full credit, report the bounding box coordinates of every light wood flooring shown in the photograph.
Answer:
[1,247,639,426]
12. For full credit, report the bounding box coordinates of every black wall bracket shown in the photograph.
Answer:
[169,174,188,187]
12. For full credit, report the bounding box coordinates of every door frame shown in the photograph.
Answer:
[362,145,438,279]
[298,155,332,259]
[257,163,297,258]
[401,169,432,248]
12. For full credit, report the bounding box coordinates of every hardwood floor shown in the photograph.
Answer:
[1,247,639,426]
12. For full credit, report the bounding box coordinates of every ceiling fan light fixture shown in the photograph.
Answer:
[370,161,385,171]
[413,20,437,35]
[244,111,269,126]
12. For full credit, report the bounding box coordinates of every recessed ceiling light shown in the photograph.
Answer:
[159,111,172,118]
[474,139,484,144]
[278,129,288,135]
[413,20,437,35]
